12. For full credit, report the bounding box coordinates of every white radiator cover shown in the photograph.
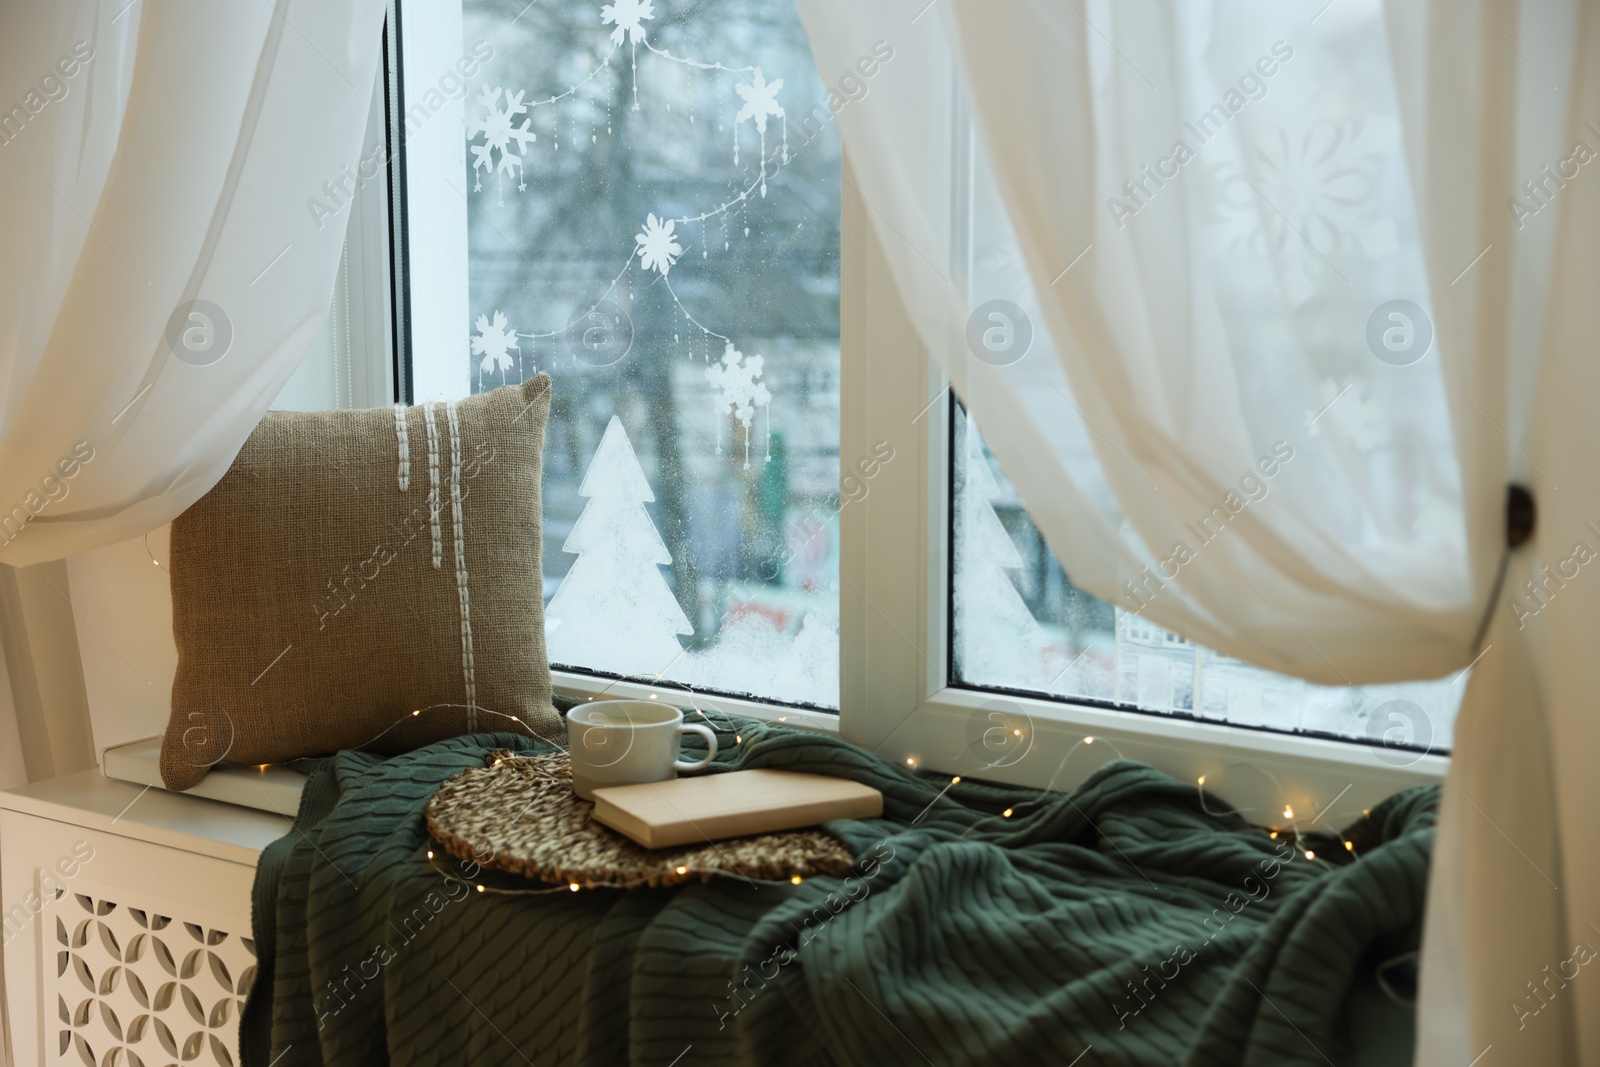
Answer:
[2,769,286,1067]
[44,875,256,1067]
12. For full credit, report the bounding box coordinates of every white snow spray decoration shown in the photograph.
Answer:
[466,87,534,204]
[464,4,800,473]
[635,213,683,275]
[705,343,771,469]
[734,68,784,194]
[472,310,520,388]
[546,415,693,679]
[601,0,653,109]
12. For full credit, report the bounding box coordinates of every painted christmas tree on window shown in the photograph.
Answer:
[547,415,693,678]
[953,416,1046,685]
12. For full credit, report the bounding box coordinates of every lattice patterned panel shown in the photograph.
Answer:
[42,875,256,1067]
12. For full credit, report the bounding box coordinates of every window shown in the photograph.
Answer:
[384,0,1454,815]
[953,403,1461,752]
[395,0,842,709]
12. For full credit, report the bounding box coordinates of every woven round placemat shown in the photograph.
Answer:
[425,750,856,889]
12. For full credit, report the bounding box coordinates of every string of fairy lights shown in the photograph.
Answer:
[902,733,1371,864]
[233,698,1372,895]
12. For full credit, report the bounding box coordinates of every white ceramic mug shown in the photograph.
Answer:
[566,700,718,801]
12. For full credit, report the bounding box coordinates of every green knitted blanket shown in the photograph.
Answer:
[240,719,1435,1066]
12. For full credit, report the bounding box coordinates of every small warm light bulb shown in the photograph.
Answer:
[1013,729,1023,737]
[905,757,917,767]
[153,559,159,565]
[736,735,743,743]
[475,885,485,894]
[1002,808,1014,818]
[1084,736,1095,745]
[412,710,421,717]
[778,716,788,722]
[568,883,580,893]
[1282,806,1295,820]
[426,851,434,860]
[1197,775,1206,786]
[1344,840,1355,851]
[675,865,688,875]
[493,758,503,766]
[790,875,803,885]
[951,776,961,784]
[1269,830,1278,839]
[1305,850,1315,861]
[649,693,658,700]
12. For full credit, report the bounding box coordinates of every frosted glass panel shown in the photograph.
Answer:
[403,0,841,707]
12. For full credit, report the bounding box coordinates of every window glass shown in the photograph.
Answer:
[953,404,1461,756]
[404,0,842,707]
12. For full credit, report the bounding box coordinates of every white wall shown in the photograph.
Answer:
[63,527,178,753]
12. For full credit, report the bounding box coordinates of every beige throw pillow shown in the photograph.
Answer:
[160,376,563,790]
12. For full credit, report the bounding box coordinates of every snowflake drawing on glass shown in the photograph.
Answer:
[705,343,771,468]
[635,213,684,275]
[472,310,520,386]
[1209,118,1401,305]
[547,416,693,678]
[1304,378,1380,452]
[600,0,653,44]
[601,0,654,107]
[466,87,536,203]
[733,68,785,188]
[458,1,814,586]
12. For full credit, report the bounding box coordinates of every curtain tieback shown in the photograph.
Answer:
[1471,484,1537,653]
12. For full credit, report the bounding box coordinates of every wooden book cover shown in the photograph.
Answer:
[590,769,883,849]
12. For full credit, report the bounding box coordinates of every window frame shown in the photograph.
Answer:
[376,1,1450,824]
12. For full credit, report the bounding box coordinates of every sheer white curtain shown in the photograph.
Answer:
[799,0,1595,1061]
[0,0,386,569]
[0,5,382,1058]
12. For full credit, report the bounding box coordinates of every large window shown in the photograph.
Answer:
[397,0,842,708]
[386,0,1454,814]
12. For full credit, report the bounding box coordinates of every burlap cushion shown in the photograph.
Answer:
[160,376,564,790]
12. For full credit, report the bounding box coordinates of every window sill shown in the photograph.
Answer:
[552,668,842,736]
[881,687,1448,830]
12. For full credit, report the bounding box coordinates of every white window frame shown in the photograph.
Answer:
[380,2,1448,827]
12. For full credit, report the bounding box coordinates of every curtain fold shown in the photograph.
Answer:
[800,0,1493,686]
[797,0,1596,1061]
[0,0,387,567]
[0,7,383,1065]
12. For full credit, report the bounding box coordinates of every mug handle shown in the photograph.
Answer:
[673,723,718,772]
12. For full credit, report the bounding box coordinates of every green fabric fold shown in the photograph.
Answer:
[242,719,1433,1066]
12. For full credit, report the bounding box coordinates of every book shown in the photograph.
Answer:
[589,769,883,849]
